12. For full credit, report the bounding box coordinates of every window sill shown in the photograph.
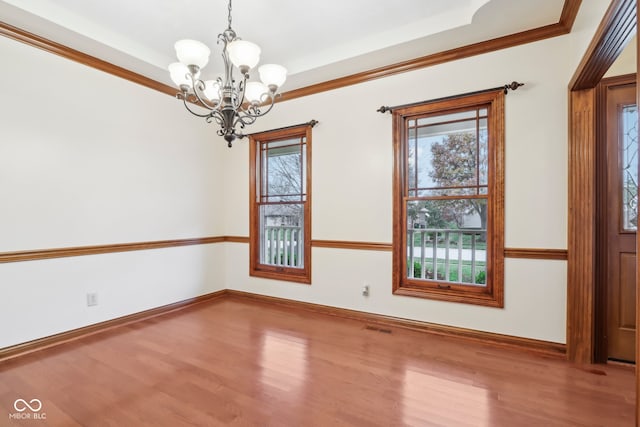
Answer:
[393,284,503,307]
[250,267,311,285]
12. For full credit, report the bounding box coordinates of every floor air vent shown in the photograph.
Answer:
[364,325,392,334]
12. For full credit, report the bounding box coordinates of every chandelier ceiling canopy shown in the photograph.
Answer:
[169,0,287,147]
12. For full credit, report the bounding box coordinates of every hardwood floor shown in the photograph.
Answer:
[0,296,635,426]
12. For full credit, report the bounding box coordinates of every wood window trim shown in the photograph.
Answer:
[249,124,312,284]
[392,90,505,307]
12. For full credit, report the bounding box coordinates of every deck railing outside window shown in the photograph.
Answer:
[262,225,304,268]
[407,228,486,285]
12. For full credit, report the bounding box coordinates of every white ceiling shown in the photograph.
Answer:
[0,0,566,91]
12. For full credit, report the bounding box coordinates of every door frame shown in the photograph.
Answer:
[566,0,637,422]
[567,0,635,365]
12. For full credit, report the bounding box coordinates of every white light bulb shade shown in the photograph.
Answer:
[203,80,221,101]
[175,39,210,69]
[259,64,287,90]
[168,62,192,88]
[227,40,261,70]
[245,82,268,104]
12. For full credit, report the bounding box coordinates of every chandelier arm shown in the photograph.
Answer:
[180,96,215,118]
[256,95,277,116]
[234,95,275,128]
[188,76,222,112]
[191,86,221,111]
[236,95,277,124]
[206,111,225,128]
[234,112,257,129]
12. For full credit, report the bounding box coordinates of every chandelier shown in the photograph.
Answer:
[168,0,287,147]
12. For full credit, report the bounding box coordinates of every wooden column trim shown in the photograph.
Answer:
[567,88,597,364]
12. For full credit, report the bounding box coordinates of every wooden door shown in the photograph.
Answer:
[606,82,638,363]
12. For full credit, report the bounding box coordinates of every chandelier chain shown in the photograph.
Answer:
[227,0,233,30]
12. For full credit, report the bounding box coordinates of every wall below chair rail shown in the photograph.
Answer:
[224,244,567,344]
[0,244,225,349]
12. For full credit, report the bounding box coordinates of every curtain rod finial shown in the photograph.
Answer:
[504,81,524,94]
[377,106,391,114]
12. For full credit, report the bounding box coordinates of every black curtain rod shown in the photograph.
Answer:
[376,81,524,114]
[241,120,319,138]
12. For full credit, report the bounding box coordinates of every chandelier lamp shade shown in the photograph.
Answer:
[168,0,287,147]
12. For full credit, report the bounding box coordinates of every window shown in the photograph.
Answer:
[249,124,312,284]
[392,90,504,306]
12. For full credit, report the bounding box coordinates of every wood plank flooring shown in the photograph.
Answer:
[0,296,635,426]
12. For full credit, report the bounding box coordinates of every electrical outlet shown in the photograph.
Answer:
[86,293,98,307]
[362,284,370,297]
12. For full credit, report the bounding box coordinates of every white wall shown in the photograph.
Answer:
[0,0,614,348]
[222,1,614,344]
[0,245,225,348]
[0,36,226,348]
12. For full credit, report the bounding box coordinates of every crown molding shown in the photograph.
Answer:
[1,0,581,102]
[280,2,581,102]
[0,20,177,96]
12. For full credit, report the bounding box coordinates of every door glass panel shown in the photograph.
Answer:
[621,104,638,231]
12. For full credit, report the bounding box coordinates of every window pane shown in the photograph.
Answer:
[622,104,638,231]
[479,118,488,186]
[264,143,303,202]
[413,119,478,189]
[266,137,302,149]
[301,143,307,198]
[408,128,417,190]
[259,204,304,268]
[406,199,487,286]
[416,188,486,197]
[417,110,476,127]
